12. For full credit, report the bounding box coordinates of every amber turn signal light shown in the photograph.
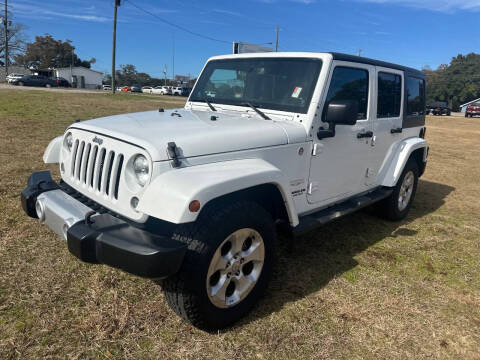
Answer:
[189,200,201,213]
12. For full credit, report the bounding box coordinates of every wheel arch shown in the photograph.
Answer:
[379,137,428,187]
[137,158,299,226]
[199,183,290,225]
[43,136,63,164]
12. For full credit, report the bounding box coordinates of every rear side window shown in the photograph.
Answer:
[407,77,425,116]
[326,67,369,120]
[377,72,402,118]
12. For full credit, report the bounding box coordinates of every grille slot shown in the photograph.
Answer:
[70,138,124,199]
[113,155,124,200]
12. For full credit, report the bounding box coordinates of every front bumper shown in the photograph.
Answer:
[21,171,186,278]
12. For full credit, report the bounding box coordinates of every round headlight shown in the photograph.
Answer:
[133,154,149,186]
[64,132,73,151]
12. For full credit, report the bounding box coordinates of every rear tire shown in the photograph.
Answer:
[163,201,276,331]
[378,159,419,221]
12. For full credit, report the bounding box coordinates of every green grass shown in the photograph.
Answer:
[0,88,479,359]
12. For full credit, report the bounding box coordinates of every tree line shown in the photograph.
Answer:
[424,53,480,110]
[103,64,196,87]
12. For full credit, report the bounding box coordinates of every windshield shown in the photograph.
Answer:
[190,57,322,114]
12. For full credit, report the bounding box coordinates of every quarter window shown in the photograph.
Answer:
[325,67,369,120]
[377,72,402,118]
[407,77,426,116]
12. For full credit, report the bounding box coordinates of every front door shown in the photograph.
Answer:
[307,61,375,206]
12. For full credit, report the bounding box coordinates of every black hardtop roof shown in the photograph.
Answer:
[329,52,425,79]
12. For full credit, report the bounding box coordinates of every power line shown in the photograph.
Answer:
[123,0,231,44]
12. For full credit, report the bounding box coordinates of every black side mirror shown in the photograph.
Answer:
[326,100,359,125]
[317,100,359,140]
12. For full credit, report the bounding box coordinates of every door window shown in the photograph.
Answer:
[407,77,426,116]
[325,67,369,120]
[377,72,402,118]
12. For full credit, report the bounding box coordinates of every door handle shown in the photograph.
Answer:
[357,131,373,139]
[391,127,403,134]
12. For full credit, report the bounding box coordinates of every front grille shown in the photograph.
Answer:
[70,139,124,200]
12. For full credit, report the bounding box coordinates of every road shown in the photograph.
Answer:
[0,83,103,94]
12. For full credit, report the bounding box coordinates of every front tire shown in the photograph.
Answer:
[163,201,276,330]
[379,159,419,221]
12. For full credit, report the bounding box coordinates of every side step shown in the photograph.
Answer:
[293,187,393,236]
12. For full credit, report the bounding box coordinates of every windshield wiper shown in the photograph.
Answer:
[204,97,216,111]
[241,102,271,120]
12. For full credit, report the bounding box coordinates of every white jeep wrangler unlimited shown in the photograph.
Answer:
[21,52,428,330]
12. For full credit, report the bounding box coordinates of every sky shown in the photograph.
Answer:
[5,0,480,78]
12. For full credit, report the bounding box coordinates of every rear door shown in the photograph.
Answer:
[368,67,404,187]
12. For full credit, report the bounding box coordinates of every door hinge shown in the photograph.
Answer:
[308,182,319,194]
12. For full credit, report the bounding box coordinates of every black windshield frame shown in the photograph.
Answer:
[189,57,323,114]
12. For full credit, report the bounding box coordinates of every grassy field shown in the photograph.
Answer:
[0,89,479,359]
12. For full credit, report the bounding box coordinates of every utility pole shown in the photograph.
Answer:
[111,0,120,94]
[358,49,362,57]
[163,64,167,86]
[275,26,279,52]
[4,0,8,78]
[172,32,175,83]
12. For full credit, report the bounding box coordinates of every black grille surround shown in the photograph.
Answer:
[58,181,176,234]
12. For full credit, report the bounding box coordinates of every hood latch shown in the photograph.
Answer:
[167,142,181,168]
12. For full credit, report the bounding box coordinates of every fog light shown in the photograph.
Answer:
[130,196,139,210]
[35,199,45,222]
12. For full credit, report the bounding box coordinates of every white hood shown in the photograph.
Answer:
[70,108,307,161]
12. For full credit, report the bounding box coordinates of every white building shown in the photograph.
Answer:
[459,98,480,113]
[54,67,103,89]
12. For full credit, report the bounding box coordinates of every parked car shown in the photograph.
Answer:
[6,73,25,83]
[21,52,428,331]
[171,87,183,96]
[11,75,57,88]
[142,86,153,94]
[131,84,142,93]
[429,101,451,116]
[465,102,480,117]
[53,77,71,87]
[102,85,112,91]
[181,87,192,97]
[152,86,171,95]
[121,86,131,92]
